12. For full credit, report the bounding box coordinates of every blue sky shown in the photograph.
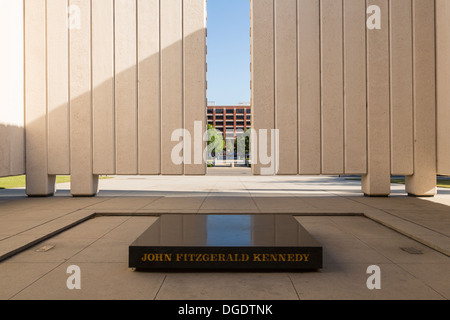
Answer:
[206,0,251,106]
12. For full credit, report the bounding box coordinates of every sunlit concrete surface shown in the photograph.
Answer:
[0,175,449,300]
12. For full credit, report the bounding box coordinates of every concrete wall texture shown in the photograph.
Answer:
[13,0,207,196]
[251,0,449,196]
[0,0,448,197]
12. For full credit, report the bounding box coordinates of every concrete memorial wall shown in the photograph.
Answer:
[21,0,207,196]
[0,0,448,197]
[251,0,446,196]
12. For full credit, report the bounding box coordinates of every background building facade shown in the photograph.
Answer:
[207,104,252,135]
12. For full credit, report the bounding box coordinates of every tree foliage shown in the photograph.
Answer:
[207,124,224,156]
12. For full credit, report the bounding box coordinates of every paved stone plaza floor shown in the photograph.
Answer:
[0,170,449,300]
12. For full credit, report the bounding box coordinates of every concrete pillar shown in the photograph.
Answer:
[47,0,70,176]
[361,0,391,197]
[405,0,437,197]
[184,0,207,175]
[24,0,56,196]
[275,0,298,175]
[138,0,161,175]
[161,0,184,175]
[93,0,115,175]
[251,0,275,175]
[115,0,138,175]
[344,0,367,175]
[389,0,414,176]
[321,0,344,175]
[69,0,99,196]
[298,0,321,175]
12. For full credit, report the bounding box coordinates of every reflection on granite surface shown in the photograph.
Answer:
[131,215,321,248]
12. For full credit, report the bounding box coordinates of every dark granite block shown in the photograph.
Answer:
[129,215,322,271]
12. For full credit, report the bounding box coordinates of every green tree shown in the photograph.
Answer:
[207,124,224,157]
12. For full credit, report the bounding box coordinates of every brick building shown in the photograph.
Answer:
[207,103,251,136]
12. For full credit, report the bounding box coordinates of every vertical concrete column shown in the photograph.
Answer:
[138,0,161,175]
[183,0,207,175]
[321,0,344,175]
[361,0,391,196]
[24,0,56,196]
[115,0,138,175]
[251,0,275,175]
[69,0,99,196]
[298,0,321,174]
[343,0,367,175]
[275,0,298,175]
[47,0,70,176]
[435,0,450,175]
[161,0,184,175]
[93,0,115,175]
[389,0,413,176]
[405,0,437,196]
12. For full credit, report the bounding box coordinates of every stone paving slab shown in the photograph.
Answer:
[289,263,446,300]
[0,215,448,300]
[0,209,96,262]
[0,175,449,300]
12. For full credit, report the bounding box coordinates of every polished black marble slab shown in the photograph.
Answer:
[129,215,322,271]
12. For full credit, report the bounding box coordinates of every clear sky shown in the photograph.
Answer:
[206,0,251,106]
